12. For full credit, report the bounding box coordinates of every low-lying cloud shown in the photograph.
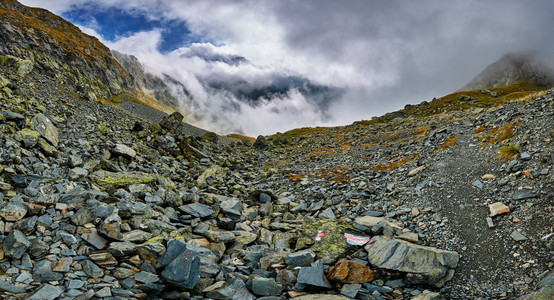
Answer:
[21,0,554,135]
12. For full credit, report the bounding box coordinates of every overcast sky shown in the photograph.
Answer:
[20,0,554,135]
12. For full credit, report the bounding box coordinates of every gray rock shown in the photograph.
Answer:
[121,229,154,243]
[108,241,136,257]
[159,112,184,132]
[365,236,459,287]
[82,229,108,249]
[319,207,336,219]
[135,271,160,283]
[341,283,362,298]
[286,249,316,267]
[33,260,63,282]
[81,260,104,278]
[513,190,536,200]
[0,201,27,221]
[0,281,26,293]
[96,287,112,297]
[520,152,531,161]
[30,113,59,147]
[25,284,64,300]
[472,179,484,189]
[296,261,332,288]
[3,229,31,259]
[252,277,283,296]
[253,135,269,149]
[71,207,97,226]
[179,203,215,218]
[113,143,136,159]
[259,192,272,203]
[205,278,255,300]
[362,283,394,294]
[510,230,528,241]
[161,249,200,289]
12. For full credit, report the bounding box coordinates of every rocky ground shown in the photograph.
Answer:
[0,65,552,300]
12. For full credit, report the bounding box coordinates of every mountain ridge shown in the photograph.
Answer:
[461,50,554,91]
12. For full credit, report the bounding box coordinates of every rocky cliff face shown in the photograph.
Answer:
[461,50,554,91]
[0,0,136,101]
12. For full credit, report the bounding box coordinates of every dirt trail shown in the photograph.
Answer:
[422,130,518,289]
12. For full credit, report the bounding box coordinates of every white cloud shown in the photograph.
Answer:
[19,0,554,135]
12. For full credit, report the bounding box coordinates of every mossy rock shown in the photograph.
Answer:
[15,128,40,148]
[300,219,356,264]
[91,170,157,189]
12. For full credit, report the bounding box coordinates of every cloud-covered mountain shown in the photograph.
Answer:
[112,41,344,135]
[461,50,554,91]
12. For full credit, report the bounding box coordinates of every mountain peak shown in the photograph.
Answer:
[461,50,554,91]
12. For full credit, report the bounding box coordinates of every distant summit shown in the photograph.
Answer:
[461,50,554,91]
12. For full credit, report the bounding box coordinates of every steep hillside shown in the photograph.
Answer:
[112,51,196,116]
[0,0,136,102]
[461,50,554,91]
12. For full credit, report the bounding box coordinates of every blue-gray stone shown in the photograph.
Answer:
[81,260,104,278]
[68,280,84,289]
[161,249,200,289]
[365,211,384,217]
[178,203,215,218]
[121,278,137,289]
[520,152,531,161]
[259,193,271,203]
[341,283,362,298]
[158,239,188,267]
[319,207,336,219]
[296,261,331,288]
[362,283,394,294]
[0,281,26,293]
[472,180,484,189]
[513,190,536,200]
[33,260,63,282]
[285,249,316,267]
[3,230,31,259]
[252,277,282,296]
[205,278,255,300]
[25,284,64,300]
[134,271,159,284]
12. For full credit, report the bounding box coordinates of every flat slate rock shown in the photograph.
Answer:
[25,284,64,300]
[364,236,459,287]
[179,203,215,218]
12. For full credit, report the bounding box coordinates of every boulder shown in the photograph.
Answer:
[327,259,377,284]
[159,112,184,131]
[30,113,59,147]
[364,236,459,287]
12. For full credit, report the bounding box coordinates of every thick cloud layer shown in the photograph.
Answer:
[21,0,554,135]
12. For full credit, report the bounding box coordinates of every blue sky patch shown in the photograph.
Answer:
[62,5,197,53]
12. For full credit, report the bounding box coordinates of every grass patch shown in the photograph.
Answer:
[432,135,458,152]
[271,126,330,140]
[374,154,419,172]
[476,118,522,144]
[226,133,255,143]
[498,144,520,160]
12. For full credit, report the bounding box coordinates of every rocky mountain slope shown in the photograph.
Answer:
[461,50,554,91]
[0,1,552,299]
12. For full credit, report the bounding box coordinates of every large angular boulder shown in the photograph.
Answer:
[30,113,59,147]
[159,112,184,132]
[364,236,459,287]
[158,239,200,289]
